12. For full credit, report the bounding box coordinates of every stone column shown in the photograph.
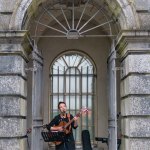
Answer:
[31,46,43,150]
[0,31,30,150]
[107,40,119,150]
[116,31,150,150]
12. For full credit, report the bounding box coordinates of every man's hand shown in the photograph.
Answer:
[73,116,79,121]
[73,116,79,127]
[51,126,64,132]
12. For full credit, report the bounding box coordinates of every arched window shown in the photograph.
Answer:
[50,51,96,144]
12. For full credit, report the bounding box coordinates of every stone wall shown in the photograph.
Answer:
[0,31,29,150]
[116,31,150,150]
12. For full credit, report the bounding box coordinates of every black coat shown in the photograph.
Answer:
[46,113,78,150]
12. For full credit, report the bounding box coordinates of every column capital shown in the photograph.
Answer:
[0,30,33,62]
[115,30,150,58]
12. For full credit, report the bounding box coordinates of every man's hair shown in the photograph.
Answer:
[58,101,66,109]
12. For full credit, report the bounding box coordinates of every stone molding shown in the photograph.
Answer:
[116,30,150,50]
[9,0,139,30]
[0,30,33,61]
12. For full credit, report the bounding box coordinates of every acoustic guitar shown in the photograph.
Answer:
[53,107,89,145]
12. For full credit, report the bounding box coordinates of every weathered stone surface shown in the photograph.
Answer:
[121,55,150,78]
[0,0,19,12]
[0,55,26,77]
[0,118,26,137]
[0,138,26,150]
[121,75,150,97]
[121,137,150,150]
[0,76,27,97]
[121,96,150,116]
[0,97,26,116]
[139,13,150,30]
[135,0,150,11]
[122,117,150,137]
[0,44,28,59]
[0,14,11,30]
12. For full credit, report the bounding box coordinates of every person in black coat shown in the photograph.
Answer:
[46,101,79,150]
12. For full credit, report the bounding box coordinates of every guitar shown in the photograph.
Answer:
[53,107,89,145]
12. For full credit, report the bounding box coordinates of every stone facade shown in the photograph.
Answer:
[0,31,29,150]
[0,0,150,150]
[116,31,150,150]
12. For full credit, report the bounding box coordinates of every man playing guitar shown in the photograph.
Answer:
[46,101,79,150]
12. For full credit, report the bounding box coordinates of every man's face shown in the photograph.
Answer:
[59,103,67,113]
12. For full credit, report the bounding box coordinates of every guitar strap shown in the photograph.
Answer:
[67,113,71,133]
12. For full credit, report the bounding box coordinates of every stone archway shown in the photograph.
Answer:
[9,0,139,30]
[6,1,141,150]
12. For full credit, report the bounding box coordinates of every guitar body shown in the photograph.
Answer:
[54,121,71,145]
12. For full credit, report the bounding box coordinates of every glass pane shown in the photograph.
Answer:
[52,110,59,118]
[52,67,58,74]
[88,77,93,93]
[82,96,87,108]
[74,125,81,141]
[88,98,92,109]
[69,110,76,117]
[74,55,82,67]
[70,76,75,93]
[82,77,87,93]
[59,76,64,93]
[65,96,80,110]
[82,115,88,127]
[88,66,94,74]
[52,77,58,93]
[52,96,59,109]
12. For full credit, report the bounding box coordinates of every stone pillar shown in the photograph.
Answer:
[107,40,119,150]
[0,31,30,150]
[116,31,150,150]
[31,46,43,150]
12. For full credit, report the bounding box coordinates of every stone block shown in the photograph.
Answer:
[0,44,28,61]
[0,97,26,116]
[121,137,150,150]
[0,14,11,30]
[0,118,26,137]
[122,117,150,137]
[135,0,150,11]
[0,138,26,150]
[121,54,150,78]
[139,13,150,30]
[0,76,27,97]
[118,39,150,58]
[121,96,150,116]
[121,75,150,97]
[0,55,26,77]
[0,0,19,12]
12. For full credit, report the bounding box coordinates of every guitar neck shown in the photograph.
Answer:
[64,112,81,129]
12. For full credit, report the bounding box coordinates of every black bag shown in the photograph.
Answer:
[82,130,92,150]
